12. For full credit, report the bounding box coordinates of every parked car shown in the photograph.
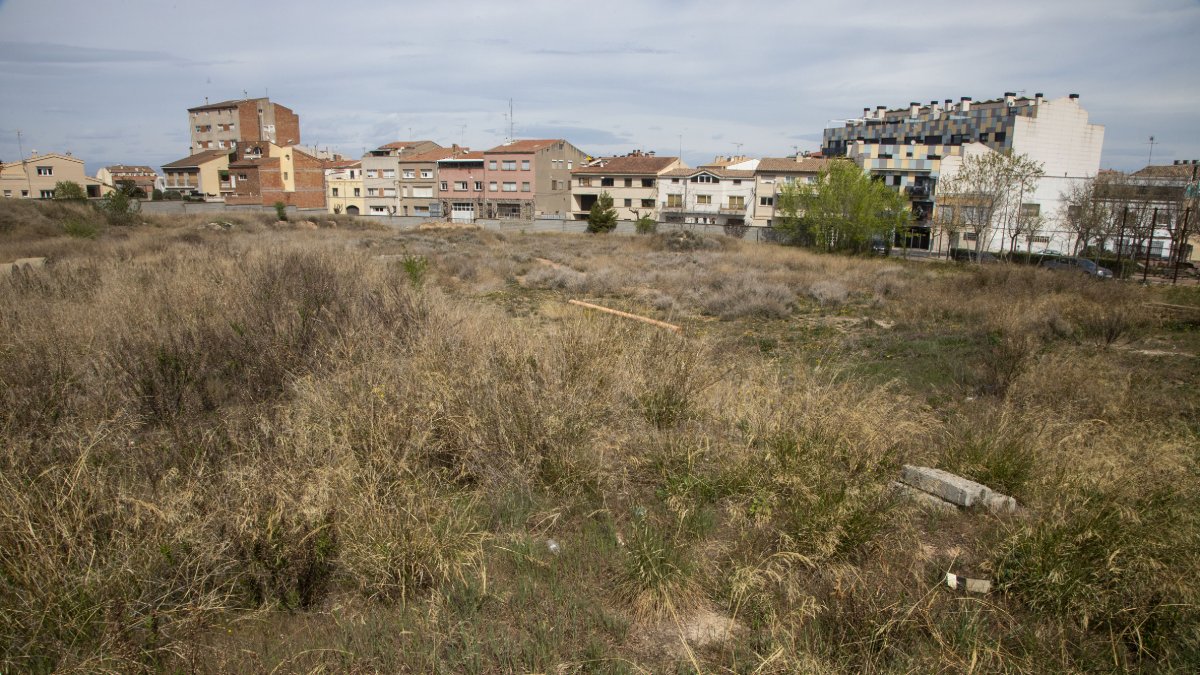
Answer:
[1039,256,1113,278]
[869,235,890,256]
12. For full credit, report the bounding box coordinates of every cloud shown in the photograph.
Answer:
[0,41,184,65]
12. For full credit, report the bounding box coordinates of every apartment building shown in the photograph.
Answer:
[1,153,107,199]
[823,93,1105,253]
[161,149,233,199]
[1093,160,1199,261]
[187,97,300,154]
[750,156,829,226]
[361,141,443,216]
[394,148,459,217]
[482,139,588,219]
[571,152,683,221]
[658,166,756,226]
[436,150,487,222]
[96,165,161,197]
[325,160,364,215]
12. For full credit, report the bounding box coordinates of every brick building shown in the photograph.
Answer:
[226,145,328,209]
[186,97,300,154]
[481,139,588,218]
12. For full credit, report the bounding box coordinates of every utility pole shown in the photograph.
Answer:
[1172,207,1189,284]
[1143,207,1157,283]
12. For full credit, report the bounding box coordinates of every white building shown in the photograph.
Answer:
[659,166,757,226]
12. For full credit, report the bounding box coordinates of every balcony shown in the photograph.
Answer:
[720,205,746,214]
[906,184,931,198]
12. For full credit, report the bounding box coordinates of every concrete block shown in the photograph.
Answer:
[899,465,1018,513]
[890,481,958,514]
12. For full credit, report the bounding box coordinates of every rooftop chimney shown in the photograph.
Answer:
[1034,92,1044,105]
[1068,93,1080,100]
[910,101,920,117]
[876,105,887,120]
[1004,92,1016,106]
[960,96,972,113]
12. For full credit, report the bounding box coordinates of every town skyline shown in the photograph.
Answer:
[1,0,1198,174]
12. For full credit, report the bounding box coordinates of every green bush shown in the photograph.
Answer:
[635,215,657,235]
[98,190,136,226]
[62,217,99,239]
[52,181,86,201]
[274,201,288,222]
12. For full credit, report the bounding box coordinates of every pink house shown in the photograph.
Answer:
[436,150,487,222]
[481,139,589,218]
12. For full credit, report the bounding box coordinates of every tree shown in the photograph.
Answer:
[775,160,908,252]
[634,214,657,235]
[53,181,86,201]
[115,179,146,199]
[1060,176,1116,255]
[274,201,289,222]
[936,150,1044,258]
[586,191,618,233]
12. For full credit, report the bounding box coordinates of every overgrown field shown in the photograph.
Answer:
[2,201,1198,673]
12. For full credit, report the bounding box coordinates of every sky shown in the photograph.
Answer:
[0,0,1197,175]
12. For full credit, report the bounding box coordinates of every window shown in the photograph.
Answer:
[353,188,361,197]
[217,140,226,148]
[455,181,468,191]
[567,161,573,169]
[697,194,712,205]
[366,170,378,178]
[440,181,449,191]
[601,177,614,187]
[36,166,53,176]
[332,187,340,197]
[489,181,498,191]
[367,188,380,196]
[382,170,395,178]
[383,188,396,197]
[474,181,482,191]
[502,182,517,192]
[993,132,1006,143]
[370,206,387,214]
[666,194,683,208]
[521,160,530,170]
[283,172,289,180]
[420,170,433,179]
[978,132,989,142]
[502,160,516,171]
[2,190,10,197]
[964,232,978,241]
[578,177,592,187]
[732,179,741,185]
[21,190,28,197]
[760,196,774,206]
[691,174,718,184]
[1020,203,1041,218]
[521,182,530,192]
[412,187,433,198]
[671,178,680,183]
[488,160,497,170]
[641,178,654,187]
[39,189,54,199]
[641,199,654,208]
[624,198,633,207]
[403,169,415,179]
[624,178,633,187]
[727,196,745,209]
[238,173,248,180]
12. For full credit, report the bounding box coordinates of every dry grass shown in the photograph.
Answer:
[2,201,1198,672]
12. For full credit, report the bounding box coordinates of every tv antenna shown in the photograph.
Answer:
[1147,135,1158,165]
[733,142,743,156]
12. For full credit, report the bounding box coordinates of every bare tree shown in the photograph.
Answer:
[937,150,1044,258]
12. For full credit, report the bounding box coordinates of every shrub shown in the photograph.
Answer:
[52,181,86,201]
[99,189,136,226]
[723,222,749,239]
[274,201,288,222]
[635,215,657,235]
[62,217,99,239]
[400,254,429,289]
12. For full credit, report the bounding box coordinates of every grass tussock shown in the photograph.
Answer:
[1,200,1198,672]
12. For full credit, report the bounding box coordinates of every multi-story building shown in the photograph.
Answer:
[481,139,588,219]
[361,141,443,216]
[658,166,756,227]
[161,149,232,199]
[395,147,458,217]
[436,150,487,222]
[823,93,1106,253]
[226,145,329,209]
[750,156,829,227]
[1,152,107,199]
[96,165,161,197]
[1093,160,1200,261]
[570,152,683,221]
[325,160,364,215]
[186,97,300,154]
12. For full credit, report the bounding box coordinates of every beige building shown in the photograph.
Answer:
[160,149,232,199]
[97,165,161,197]
[1,153,107,199]
[750,157,829,226]
[571,152,684,221]
[361,141,444,216]
[325,160,364,215]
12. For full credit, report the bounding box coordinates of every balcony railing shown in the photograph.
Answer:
[720,205,746,214]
